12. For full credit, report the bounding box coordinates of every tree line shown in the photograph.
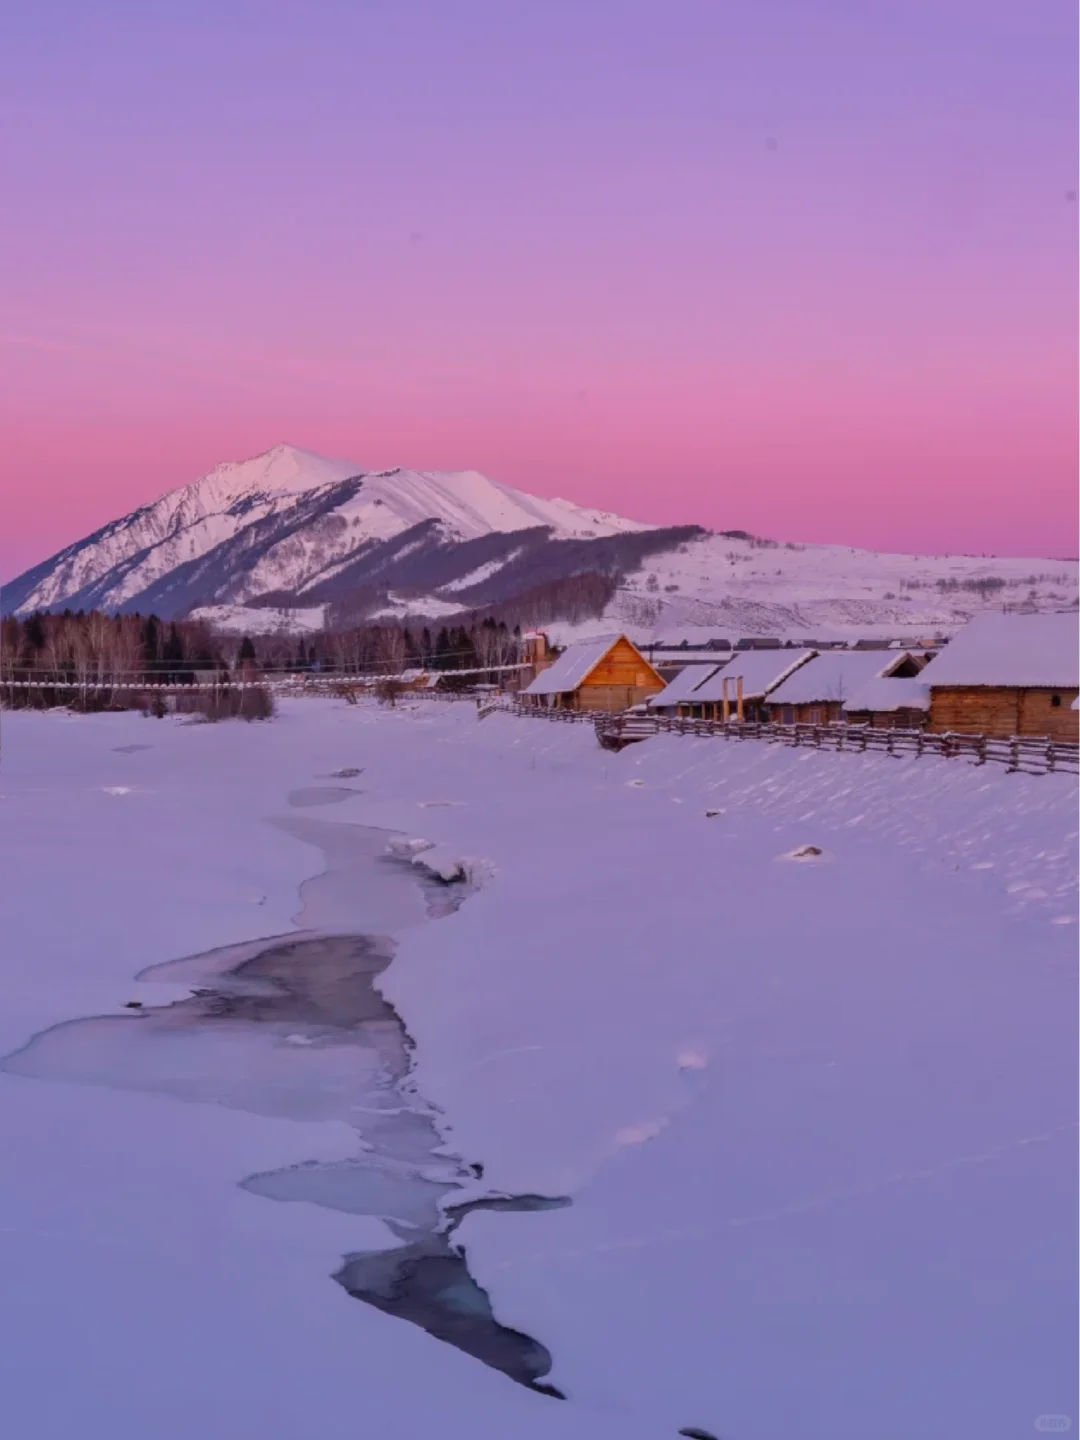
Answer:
[1,608,529,698]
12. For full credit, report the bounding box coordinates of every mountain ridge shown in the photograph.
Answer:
[4,444,1077,639]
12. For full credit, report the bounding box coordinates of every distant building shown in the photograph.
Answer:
[517,630,552,689]
[917,612,1079,740]
[734,636,782,651]
[519,634,664,712]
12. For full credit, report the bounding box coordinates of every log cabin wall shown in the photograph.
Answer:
[1018,688,1080,741]
[576,683,658,712]
[929,686,1079,740]
[845,708,928,730]
[785,700,844,725]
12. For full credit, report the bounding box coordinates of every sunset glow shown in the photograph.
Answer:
[2,0,1076,575]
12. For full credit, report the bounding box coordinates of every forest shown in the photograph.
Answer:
[0,609,527,711]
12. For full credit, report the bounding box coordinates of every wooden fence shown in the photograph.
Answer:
[505,701,1079,776]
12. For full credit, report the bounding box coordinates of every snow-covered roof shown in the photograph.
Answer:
[844,675,931,713]
[767,651,898,706]
[522,634,630,695]
[647,664,723,708]
[691,650,816,702]
[917,612,1079,689]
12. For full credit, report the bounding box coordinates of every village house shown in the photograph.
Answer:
[917,611,1079,741]
[647,664,723,715]
[519,633,665,712]
[842,674,930,730]
[765,650,927,726]
[669,649,817,722]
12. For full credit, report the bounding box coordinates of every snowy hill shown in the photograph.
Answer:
[570,530,1079,644]
[4,443,1076,636]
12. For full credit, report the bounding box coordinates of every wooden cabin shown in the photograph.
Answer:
[766,651,926,726]
[918,611,1079,740]
[647,664,723,715]
[674,650,817,722]
[842,675,930,729]
[519,633,664,712]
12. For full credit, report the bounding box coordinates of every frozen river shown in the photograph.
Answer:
[3,801,567,1393]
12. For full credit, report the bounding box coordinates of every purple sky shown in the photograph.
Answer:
[2,0,1076,577]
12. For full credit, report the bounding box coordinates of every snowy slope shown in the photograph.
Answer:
[595,529,1079,641]
[5,445,363,614]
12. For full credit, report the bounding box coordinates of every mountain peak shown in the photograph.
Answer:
[194,443,363,500]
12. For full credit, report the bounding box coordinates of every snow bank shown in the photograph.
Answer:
[346,705,1077,1440]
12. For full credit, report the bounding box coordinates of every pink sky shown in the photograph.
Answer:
[2,1,1076,577]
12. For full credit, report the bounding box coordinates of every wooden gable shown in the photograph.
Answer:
[578,636,664,692]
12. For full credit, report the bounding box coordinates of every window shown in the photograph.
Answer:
[1051,694,1062,708]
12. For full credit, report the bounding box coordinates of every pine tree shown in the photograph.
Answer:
[141,616,160,677]
[24,613,46,652]
[162,623,185,684]
[238,636,257,664]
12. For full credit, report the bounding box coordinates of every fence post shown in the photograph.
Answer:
[1047,741,1056,774]
[1007,738,1020,773]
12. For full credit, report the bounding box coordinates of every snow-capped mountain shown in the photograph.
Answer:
[4,443,1077,637]
[3,444,651,618]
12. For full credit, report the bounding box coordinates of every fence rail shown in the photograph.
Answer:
[0,661,529,699]
[506,701,1078,776]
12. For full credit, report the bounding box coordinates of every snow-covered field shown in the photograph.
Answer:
[1,699,1076,1439]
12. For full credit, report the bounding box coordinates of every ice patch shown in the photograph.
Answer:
[287,786,360,808]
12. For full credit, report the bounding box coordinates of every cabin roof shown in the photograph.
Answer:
[918,612,1079,689]
[767,651,901,706]
[691,649,816,702]
[647,664,723,707]
[521,633,641,695]
[844,675,931,713]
